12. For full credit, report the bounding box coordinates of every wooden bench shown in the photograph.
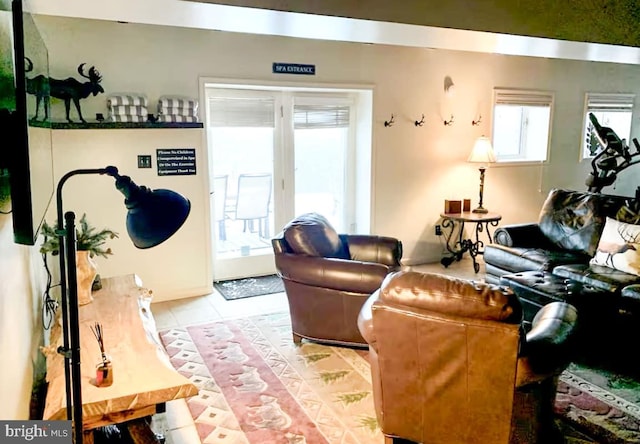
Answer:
[42,274,198,443]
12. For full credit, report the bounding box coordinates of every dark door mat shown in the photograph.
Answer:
[214,274,285,300]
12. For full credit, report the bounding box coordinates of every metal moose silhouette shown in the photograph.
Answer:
[25,58,104,123]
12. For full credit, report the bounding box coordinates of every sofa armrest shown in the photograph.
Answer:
[275,253,390,294]
[340,234,403,267]
[494,223,557,249]
[516,302,578,385]
[357,292,379,351]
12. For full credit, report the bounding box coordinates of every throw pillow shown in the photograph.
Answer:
[538,189,626,257]
[283,213,349,259]
[590,217,640,276]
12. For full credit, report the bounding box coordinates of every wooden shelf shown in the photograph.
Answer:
[49,121,203,129]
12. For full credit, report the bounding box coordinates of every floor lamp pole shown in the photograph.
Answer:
[56,168,109,444]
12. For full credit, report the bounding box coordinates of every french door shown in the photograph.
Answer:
[205,85,359,281]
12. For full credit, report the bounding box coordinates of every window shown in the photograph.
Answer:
[582,93,634,159]
[491,89,554,162]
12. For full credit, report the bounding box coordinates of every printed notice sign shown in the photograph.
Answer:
[157,148,196,176]
[272,62,315,75]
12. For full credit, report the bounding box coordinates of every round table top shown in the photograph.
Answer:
[439,211,502,222]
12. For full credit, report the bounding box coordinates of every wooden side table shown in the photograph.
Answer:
[439,211,502,273]
[42,274,198,443]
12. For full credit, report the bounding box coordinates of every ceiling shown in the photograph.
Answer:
[26,0,640,65]
[183,0,640,48]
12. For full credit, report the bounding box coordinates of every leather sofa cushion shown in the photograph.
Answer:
[501,271,611,310]
[621,284,640,302]
[552,263,640,293]
[379,270,522,323]
[484,244,590,274]
[283,212,349,259]
[538,189,626,257]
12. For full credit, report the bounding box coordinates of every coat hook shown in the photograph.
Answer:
[414,114,425,127]
[472,114,482,126]
[443,114,454,126]
[384,114,395,127]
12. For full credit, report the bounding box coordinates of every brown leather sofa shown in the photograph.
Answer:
[272,213,403,346]
[358,271,578,444]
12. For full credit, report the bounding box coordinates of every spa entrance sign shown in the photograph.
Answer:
[157,148,196,176]
[272,62,315,75]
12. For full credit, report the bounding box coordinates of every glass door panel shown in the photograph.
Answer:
[207,88,277,281]
[293,127,348,232]
[211,126,274,259]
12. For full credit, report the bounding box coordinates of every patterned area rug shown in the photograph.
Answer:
[160,312,640,444]
[556,363,640,443]
[214,275,285,301]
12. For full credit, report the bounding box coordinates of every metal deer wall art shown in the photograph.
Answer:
[25,57,104,123]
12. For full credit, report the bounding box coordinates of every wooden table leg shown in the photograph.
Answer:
[127,417,161,444]
[82,429,94,444]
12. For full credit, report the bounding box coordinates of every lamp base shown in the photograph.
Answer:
[472,206,489,214]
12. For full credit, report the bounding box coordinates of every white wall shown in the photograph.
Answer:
[49,128,212,302]
[0,214,48,419]
[32,15,640,265]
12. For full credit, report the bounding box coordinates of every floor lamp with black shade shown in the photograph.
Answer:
[55,165,191,443]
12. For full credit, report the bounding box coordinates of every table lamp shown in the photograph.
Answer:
[55,166,190,443]
[468,136,496,213]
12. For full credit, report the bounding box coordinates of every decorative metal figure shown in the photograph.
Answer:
[25,57,104,123]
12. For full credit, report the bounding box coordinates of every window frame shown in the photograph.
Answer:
[491,88,554,165]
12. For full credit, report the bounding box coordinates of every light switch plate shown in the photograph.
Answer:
[138,155,152,168]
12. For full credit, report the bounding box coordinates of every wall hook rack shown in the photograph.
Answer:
[472,114,482,126]
[443,115,455,126]
[384,114,395,127]
[414,114,425,127]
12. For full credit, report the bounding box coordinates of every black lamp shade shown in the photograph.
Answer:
[115,175,191,249]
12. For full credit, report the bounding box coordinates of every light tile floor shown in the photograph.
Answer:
[149,256,485,444]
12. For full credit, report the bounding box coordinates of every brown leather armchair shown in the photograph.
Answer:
[358,271,578,444]
[272,213,403,346]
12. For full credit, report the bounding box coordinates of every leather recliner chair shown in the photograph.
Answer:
[272,213,403,346]
[357,270,578,444]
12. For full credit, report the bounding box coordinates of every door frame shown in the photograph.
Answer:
[199,77,375,282]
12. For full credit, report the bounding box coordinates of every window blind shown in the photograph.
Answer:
[294,104,350,129]
[586,93,635,112]
[494,89,554,107]
[208,96,275,127]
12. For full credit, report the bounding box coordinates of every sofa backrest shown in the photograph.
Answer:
[379,271,522,323]
[281,212,350,259]
[538,189,629,256]
[369,271,523,443]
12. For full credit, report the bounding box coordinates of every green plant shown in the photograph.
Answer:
[0,168,9,206]
[39,213,119,258]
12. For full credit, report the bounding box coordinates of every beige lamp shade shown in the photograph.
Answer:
[468,136,497,164]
